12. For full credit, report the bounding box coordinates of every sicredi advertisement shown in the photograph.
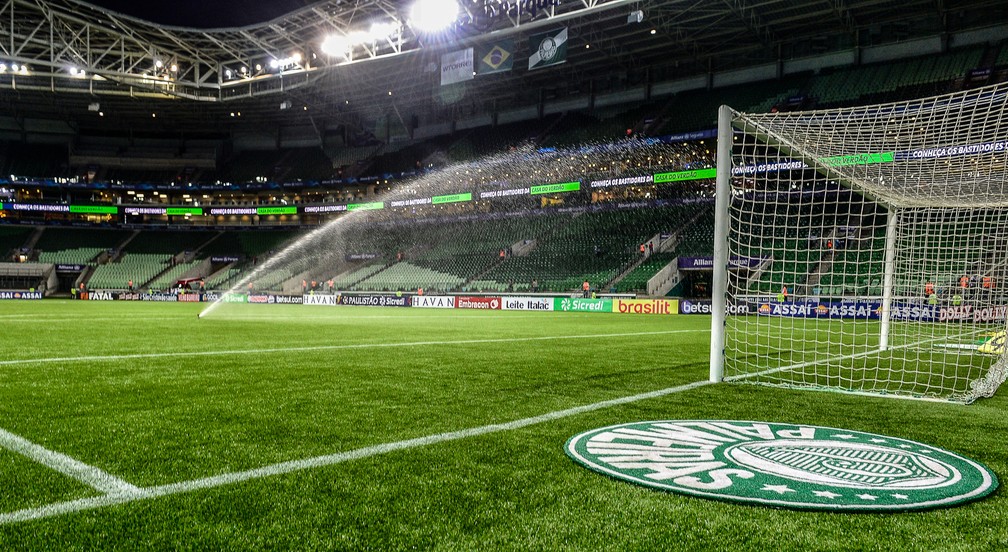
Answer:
[553,298,612,312]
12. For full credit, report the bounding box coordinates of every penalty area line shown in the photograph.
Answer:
[0,378,713,525]
[0,427,138,496]
[0,329,706,367]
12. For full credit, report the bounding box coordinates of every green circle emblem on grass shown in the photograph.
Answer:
[565,420,998,512]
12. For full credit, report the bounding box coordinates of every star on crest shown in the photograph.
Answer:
[869,438,887,443]
[892,494,909,500]
[832,434,856,440]
[898,444,913,449]
[762,484,796,495]
[856,493,878,501]
[812,490,841,499]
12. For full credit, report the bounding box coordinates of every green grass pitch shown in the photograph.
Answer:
[0,300,1006,550]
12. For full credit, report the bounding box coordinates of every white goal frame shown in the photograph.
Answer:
[709,83,1008,403]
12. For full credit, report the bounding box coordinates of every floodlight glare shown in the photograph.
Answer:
[321,35,352,57]
[369,21,399,40]
[409,0,459,33]
[269,59,280,69]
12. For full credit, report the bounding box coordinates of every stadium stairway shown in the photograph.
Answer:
[23,227,45,252]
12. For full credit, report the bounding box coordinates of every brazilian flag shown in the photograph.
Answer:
[477,40,514,75]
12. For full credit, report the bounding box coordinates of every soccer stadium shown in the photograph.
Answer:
[2,0,1008,547]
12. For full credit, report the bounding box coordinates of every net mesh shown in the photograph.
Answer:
[721,82,1008,403]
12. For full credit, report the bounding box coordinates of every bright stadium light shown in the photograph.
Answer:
[369,21,400,40]
[321,35,352,57]
[409,0,459,33]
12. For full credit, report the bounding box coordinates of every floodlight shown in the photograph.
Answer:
[409,0,459,33]
[269,59,280,69]
[321,35,352,57]
[369,21,399,40]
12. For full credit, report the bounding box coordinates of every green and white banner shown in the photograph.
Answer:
[528,28,567,70]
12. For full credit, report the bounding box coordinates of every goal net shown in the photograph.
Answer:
[710,82,1008,403]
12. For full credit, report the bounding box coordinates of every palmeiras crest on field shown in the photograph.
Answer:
[566,420,998,511]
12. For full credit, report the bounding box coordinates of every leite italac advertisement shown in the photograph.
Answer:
[501,297,553,311]
[613,298,678,315]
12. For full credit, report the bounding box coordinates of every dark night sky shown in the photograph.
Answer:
[86,0,315,28]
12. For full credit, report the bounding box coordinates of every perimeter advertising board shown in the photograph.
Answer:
[747,299,1008,322]
[613,299,678,315]
[455,296,502,309]
[303,294,411,307]
[501,297,553,311]
[116,292,179,302]
[553,298,612,313]
[88,291,116,301]
[0,291,42,300]
[412,296,456,309]
[679,300,751,315]
[339,294,410,307]
[304,294,339,306]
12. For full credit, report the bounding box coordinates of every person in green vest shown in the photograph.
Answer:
[952,293,963,306]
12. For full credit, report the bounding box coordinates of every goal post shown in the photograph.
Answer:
[710,82,1008,403]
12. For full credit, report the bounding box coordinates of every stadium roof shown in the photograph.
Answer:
[0,0,1006,134]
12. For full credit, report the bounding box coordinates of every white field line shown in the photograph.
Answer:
[723,334,968,403]
[0,378,713,526]
[0,329,706,367]
[0,428,138,495]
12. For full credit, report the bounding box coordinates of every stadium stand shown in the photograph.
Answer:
[0,226,33,259]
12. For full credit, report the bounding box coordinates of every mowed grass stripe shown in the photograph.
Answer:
[0,378,712,526]
[0,329,705,366]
